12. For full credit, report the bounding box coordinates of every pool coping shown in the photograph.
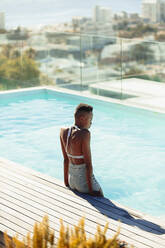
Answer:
[1,86,165,114]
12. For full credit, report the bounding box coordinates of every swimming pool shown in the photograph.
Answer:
[0,88,165,218]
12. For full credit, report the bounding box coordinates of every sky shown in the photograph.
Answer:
[0,0,142,28]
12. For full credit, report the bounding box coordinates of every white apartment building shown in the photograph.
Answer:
[141,0,165,22]
[72,16,84,29]
[93,5,113,23]
[0,12,5,29]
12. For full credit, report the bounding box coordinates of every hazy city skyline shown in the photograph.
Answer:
[0,0,141,28]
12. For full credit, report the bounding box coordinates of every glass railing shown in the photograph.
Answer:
[0,31,165,106]
[79,35,165,102]
[120,39,165,100]
[80,35,122,98]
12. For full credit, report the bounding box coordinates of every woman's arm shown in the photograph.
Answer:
[60,129,69,187]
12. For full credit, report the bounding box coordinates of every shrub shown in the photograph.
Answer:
[4,215,133,248]
[4,216,54,248]
[0,45,41,89]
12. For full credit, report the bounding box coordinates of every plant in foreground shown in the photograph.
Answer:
[4,215,133,248]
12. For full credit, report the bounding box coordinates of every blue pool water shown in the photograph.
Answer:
[0,89,165,218]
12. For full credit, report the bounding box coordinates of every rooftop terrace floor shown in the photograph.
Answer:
[57,78,165,114]
[0,158,165,248]
[88,78,165,114]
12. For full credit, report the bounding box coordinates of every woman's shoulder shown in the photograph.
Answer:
[80,128,90,138]
[60,126,69,136]
[60,126,68,130]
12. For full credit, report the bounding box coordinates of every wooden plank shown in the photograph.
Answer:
[1,175,165,245]
[0,168,139,224]
[0,223,24,240]
[1,158,164,232]
[2,186,158,248]
[0,182,149,248]
[0,201,142,248]
[0,162,164,247]
[0,178,164,247]
[1,164,165,237]
[0,157,162,231]
[0,196,102,237]
[0,177,116,227]
[0,189,150,247]
[0,159,147,218]
[0,217,30,238]
[0,165,158,229]
[0,167,164,248]
[1,170,155,236]
[0,218,59,246]
[0,209,64,242]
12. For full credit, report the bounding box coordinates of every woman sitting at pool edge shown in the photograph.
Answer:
[60,103,103,197]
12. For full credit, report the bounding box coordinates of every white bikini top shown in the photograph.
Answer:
[66,125,84,159]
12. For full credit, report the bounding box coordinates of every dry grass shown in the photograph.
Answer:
[4,216,133,248]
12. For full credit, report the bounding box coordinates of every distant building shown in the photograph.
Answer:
[72,16,86,27]
[93,6,100,23]
[70,6,114,36]
[90,5,115,36]
[161,2,165,21]
[0,12,5,29]
[93,5,113,23]
[141,0,165,22]
[72,16,91,32]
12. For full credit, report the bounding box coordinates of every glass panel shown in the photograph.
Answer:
[0,31,82,91]
[43,32,81,91]
[1,29,165,106]
[122,39,157,81]
[0,33,23,90]
[0,28,44,90]
[121,39,165,109]
[81,34,123,99]
[22,30,50,88]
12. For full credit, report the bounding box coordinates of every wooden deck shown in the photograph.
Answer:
[0,157,165,248]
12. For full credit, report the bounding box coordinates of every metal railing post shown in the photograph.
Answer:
[120,38,123,100]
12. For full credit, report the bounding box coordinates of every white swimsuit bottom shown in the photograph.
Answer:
[69,163,101,193]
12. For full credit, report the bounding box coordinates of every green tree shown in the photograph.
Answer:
[1,44,13,58]
[10,49,21,59]
[130,43,154,63]
[21,55,40,82]
[24,48,36,59]
[113,20,129,31]
[0,45,40,89]
[118,24,157,39]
